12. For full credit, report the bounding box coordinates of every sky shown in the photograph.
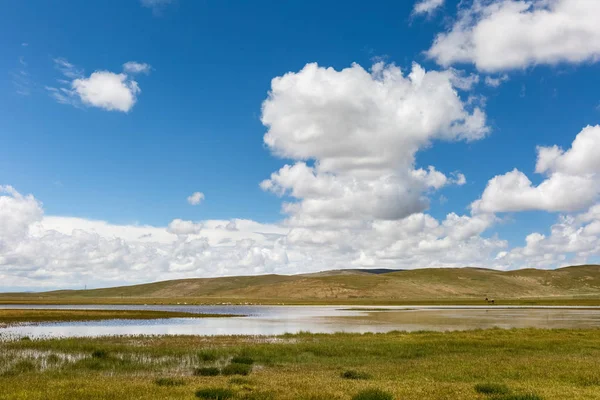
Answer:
[2,0,600,290]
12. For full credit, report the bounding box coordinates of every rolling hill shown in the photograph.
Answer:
[2,265,600,304]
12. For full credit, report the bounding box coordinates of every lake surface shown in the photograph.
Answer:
[1,304,600,339]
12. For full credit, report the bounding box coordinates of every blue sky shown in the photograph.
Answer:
[2,0,600,289]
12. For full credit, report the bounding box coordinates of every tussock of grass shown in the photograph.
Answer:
[341,370,371,380]
[352,388,393,400]
[194,367,220,376]
[231,356,254,365]
[475,383,510,395]
[46,354,61,364]
[195,387,235,399]
[91,349,109,359]
[155,377,186,387]
[221,363,252,376]
[198,350,219,362]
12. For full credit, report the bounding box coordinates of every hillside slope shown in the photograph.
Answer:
[2,265,600,303]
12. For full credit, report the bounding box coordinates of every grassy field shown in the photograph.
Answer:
[1,329,599,399]
[2,265,600,306]
[0,309,234,326]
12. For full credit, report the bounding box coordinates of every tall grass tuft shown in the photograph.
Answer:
[91,349,109,359]
[222,363,252,376]
[231,356,254,365]
[198,350,219,362]
[194,366,220,376]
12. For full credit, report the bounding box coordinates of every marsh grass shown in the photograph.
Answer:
[230,356,254,365]
[0,329,598,399]
[194,367,220,376]
[91,349,109,359]
[1,360,37,377]
[221,363,252,376]
[198,350,219,362]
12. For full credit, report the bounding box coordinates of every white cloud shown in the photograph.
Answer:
[261,62,487,223]
[5,183,600,288]
[0,186,510,288]
[473,125,600,213]
[167,219,203,235]
[47,59,148,112]
[73,72,140,112]
[496,206,600,269]
[187,192,205,206]
[428,0,600,72]
[413,0,445,16]
[123,62,151,74]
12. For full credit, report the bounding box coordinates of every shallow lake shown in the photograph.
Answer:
[1,304,600,339]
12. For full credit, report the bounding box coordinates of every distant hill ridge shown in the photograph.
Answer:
[3,265,600,302]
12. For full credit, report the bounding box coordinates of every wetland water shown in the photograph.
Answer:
[1,304,600,339]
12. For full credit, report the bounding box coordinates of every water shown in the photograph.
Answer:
[1,304,600,339]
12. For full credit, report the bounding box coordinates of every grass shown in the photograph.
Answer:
[341,370,371,380]
[352,389,393,400]
[0,308,235,326]
[1,265,600,305]
[155,377,186,387]
[194,367,221,376]
[1,329,600,399]
[221,363,252,376]
[230,356,254,365]
[475,383,511,394]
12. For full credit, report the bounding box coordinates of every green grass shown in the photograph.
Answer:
[1,329,600,399]
[475,383,511,394]
[194,367,221,376]
[221,363,252,376]
[1,265,600,305]
[155,377,186,387]
[341,370,371,380]
[230,356,254,365]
